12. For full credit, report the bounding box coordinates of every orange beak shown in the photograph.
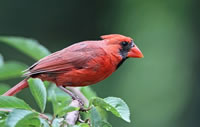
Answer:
[127,45,144,58]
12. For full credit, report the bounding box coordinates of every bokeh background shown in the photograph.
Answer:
[0,0,199,127]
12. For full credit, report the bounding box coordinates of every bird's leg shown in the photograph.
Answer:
[58,86,84,106]
[78,117,91,126]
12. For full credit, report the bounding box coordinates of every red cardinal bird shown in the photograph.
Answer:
[3,34,143,98]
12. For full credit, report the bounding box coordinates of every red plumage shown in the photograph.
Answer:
[3,34,143,96]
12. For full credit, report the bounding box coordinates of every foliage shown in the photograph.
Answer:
[0,37,131,127]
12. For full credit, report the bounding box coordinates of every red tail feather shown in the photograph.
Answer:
[3,79,29,96]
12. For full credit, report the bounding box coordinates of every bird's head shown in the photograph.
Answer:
[101,34,144,59]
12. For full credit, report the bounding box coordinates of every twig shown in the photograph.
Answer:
[62,87,90,126]
[65,100,81,125]
[39,113,50,121]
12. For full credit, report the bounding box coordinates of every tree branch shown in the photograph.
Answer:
[65,100,81,125]
[64,87,90,125]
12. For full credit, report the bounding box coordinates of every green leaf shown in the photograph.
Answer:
[57,106,80,117]
[47,83,71,102]
[5,109,40,127]
[72,123,90,127]
[80,86,97,100]
[0,96,32,110]
[78,123,90,127]
[0,36,50,60]
[0,120,5,127]
[91,97,130,123]
[28,78,47,113]
[90,106,101,127]
[0,111,8,127]
[17,117,40,127]
[52,118,61,127]
[0,61,28,80]
[51,89,71,116]
[0,83,10,95]
[0,111,8,120]
[90,106,112,127]
[47,84,71,115]
[39,118,50,127]
[99,121,112,127]
[104,97,130,122]
[95,106,108,121]
[0,54,4,67]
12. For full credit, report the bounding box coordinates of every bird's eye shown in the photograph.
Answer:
[121,41,129,47]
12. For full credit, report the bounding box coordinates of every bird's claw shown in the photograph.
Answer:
[78,117,91,126]
[79,107,91,112]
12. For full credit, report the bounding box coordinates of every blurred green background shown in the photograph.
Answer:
[0,0,199,127]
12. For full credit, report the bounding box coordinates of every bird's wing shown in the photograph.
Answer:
[24,41,106,76]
